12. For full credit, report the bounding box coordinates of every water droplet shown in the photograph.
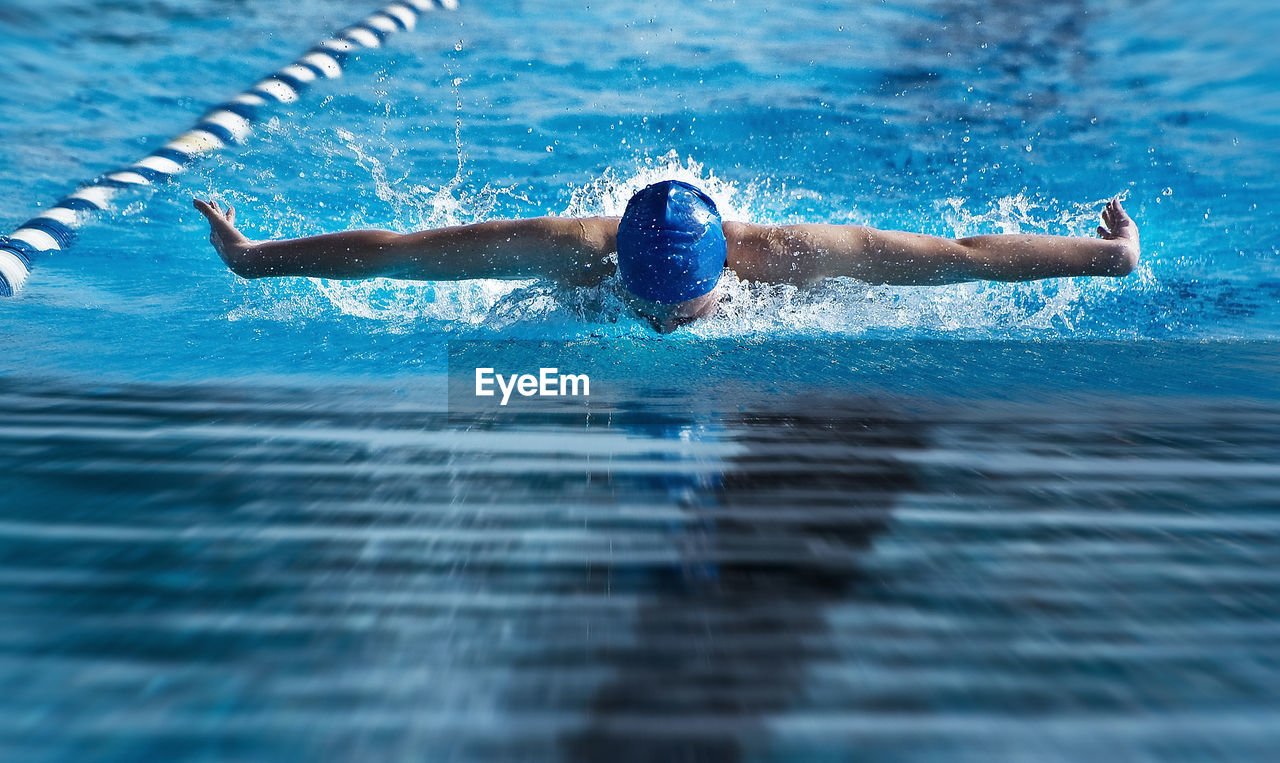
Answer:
[1162,187,1173,196]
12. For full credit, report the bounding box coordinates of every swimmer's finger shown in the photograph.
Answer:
[226,205,236,225]
[193,198,218,220]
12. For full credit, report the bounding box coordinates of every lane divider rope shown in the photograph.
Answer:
[0,0,459,297]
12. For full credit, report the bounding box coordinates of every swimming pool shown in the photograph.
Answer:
[2,0,1279,759]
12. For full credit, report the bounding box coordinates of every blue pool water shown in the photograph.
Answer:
[2,0,1280,760]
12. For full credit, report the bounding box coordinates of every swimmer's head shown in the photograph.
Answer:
[617,180,727,330]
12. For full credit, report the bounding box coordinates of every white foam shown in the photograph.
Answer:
[563,150,756,223]
[255,146,1142,338]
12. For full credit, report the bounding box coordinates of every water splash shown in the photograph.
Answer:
[563,150,763,223]
[332,127,530,232]
[229,148,1154,339]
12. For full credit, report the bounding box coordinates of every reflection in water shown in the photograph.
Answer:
[564,403,925,761]
[2,379,1280,760]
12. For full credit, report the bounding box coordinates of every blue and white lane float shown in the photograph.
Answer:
[0,0,459,297]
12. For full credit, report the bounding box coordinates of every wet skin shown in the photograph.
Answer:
[195,197,1140,331]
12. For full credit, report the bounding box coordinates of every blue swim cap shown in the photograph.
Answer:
[617,180,727,304]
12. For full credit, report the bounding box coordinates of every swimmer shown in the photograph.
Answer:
[194,180,1140,332]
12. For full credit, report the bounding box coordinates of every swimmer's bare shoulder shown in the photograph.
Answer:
[723,198,1140,286]
[552,216,619,286]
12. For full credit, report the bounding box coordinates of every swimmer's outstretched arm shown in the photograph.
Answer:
[198,196,1138,288]
[193,199,617,286]
[725,198,1140,285]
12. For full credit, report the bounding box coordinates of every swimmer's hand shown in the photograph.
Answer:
[193,198,253,275]
[1096,197,1140,264]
